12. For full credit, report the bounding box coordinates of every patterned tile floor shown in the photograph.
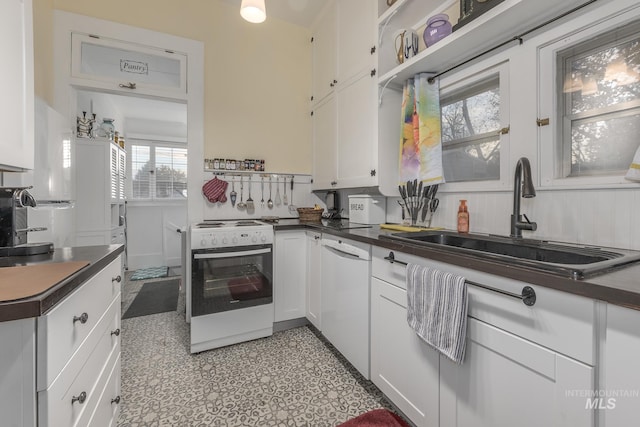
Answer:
[118,272,400,426]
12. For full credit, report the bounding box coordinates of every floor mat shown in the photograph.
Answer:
[122,279,179,319]
[130,266,168,281]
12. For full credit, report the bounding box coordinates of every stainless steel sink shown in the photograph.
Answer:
[380,230,640,279]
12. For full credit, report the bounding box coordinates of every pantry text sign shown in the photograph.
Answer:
[120,60,149,75]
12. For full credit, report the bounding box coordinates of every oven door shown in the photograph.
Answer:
[191,244,273,317]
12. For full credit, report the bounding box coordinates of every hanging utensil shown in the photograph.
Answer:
[267,176,274,209]
[246,175,254,211]
[283,177,288,206]
[230,179,237,207]
[237,176,246,210]
[397,200,406,221]
[261,176,265,208]
[275,176,282,206]
[288,177,297,214]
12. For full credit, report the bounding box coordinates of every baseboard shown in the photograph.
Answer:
[273,317,309,332]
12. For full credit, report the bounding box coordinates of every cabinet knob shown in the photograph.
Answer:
[111,328,121,337]
[112,275,122,283]
[72,391,87,405]
[314,235,320,240]
[73,312,89,324]
[330,181,337,186]
[111,396,121,405]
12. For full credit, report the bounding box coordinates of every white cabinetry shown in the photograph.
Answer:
[75,139,126,246]
[603,304,640,426]
[274,230,307,322]
[306,231,322,329]
[311,0,378,190]
[321,236,371,378]
[371,246,596,426]
[0,0,34,171]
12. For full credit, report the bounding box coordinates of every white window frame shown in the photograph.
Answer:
[127,138,188,203]
[538,5,640,189]
[439,61,511,193]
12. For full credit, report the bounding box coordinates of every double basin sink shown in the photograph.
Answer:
[381,230,640,279]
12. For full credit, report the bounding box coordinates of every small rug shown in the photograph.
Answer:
[130,266,168,281]
[337,409,410,427]
[123,279,179,319]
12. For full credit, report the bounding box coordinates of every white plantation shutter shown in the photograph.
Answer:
[129,142,187,200]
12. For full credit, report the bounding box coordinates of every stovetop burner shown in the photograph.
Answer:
[194,220,266,229]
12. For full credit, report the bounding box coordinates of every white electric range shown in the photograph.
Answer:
[187,220,274,353]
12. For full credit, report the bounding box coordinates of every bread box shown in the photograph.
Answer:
[348,195,386,224]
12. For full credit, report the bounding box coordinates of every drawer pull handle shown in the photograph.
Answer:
[111,395,121,405]
[112,275,122,283]
[384,251,538,307]
[111,328,121,337]
[73,312,89,324]
[71,391,87,405]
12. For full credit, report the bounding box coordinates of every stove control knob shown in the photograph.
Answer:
[252,235,258,243]
[200,238,206,246]
[261,235,267,242]
[222,237,228,244]
[211,237,218,245]
[232,236,238,244]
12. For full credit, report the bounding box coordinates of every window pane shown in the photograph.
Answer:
[558,20,640,177]
[155,147,188,198]
[131,145,151,198]
[443,137,500,182]
[441,77,501,182]
[570,112,640,176]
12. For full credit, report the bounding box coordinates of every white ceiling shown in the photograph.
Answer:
[220,0,326,28]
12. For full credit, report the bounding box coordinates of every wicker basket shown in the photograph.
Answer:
[297,207,324,222]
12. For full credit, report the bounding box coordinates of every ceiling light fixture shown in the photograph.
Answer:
[240,0,266,23]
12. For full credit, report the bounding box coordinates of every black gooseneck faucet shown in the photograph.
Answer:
[510,157,537,238]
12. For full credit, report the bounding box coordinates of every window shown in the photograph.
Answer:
[557,20,640,178]
[129,140,187,200]
[439,63,508,186]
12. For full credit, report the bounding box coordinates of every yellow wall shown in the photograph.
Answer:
[34,0,312,173]
[33,0,54,105]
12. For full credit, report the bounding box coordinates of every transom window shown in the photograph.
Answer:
[557,20,640,178]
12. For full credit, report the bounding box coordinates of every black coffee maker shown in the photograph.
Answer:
[0,187,52,256]
[324,190,341,219]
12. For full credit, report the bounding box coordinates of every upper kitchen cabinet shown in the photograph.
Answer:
[0,0,34,172]
[311,3,336,105]
[71,33,187,100]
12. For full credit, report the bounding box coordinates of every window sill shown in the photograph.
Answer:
[126,199,187,207]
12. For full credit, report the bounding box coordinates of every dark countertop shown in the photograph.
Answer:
[0,245,125,322]
[275,219,640,310]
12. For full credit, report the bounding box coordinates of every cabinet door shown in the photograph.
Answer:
[274,231,307,322]
[603,304,640,426]
[0,0,34,171]
[336,72,377,188]
[306,231,322,330]
[336,0,375,84]
[312,95,338,190]
[370,278,439,427]
[312,3,336,105]
[440,317,594,427]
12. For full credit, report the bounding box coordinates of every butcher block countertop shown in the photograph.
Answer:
[0,245,124,322]
[275,219,640,311]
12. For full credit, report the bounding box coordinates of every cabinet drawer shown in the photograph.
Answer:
[38,296,121,427]
[85,354,121,427]
[37,257,122,389]
[371,247,595,365]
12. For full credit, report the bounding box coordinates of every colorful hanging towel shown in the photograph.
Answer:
[625,145,640,182]
[202,177,228,203]
[398,73,445,185]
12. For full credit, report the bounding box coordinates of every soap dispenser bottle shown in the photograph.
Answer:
[457,200,469,233]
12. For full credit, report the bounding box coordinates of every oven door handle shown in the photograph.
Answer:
[194,248,271,259]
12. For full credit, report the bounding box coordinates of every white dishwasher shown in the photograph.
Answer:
[321,235,371,379]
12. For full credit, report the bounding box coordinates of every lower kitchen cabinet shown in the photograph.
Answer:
[603,304,640,426]
[0,255,123,427]
[370,277,439,426]
[274,230,307,322]
[306,231,322,330]
[439,317,594,427]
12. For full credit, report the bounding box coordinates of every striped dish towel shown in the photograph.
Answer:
[406,263,468,364]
